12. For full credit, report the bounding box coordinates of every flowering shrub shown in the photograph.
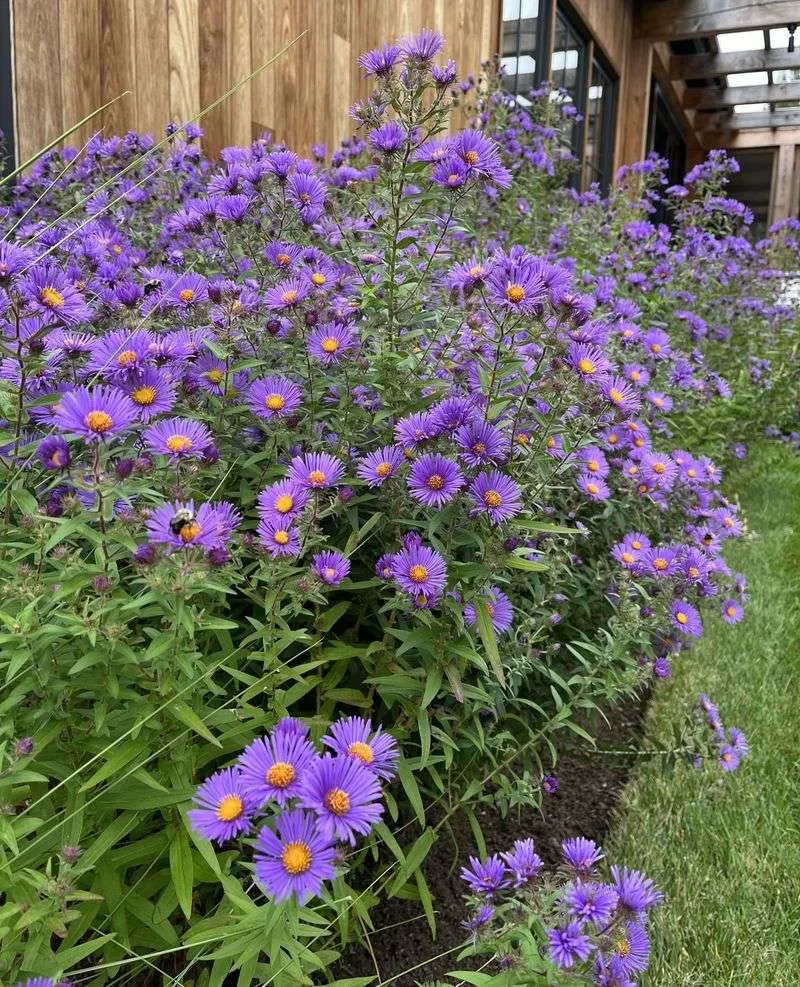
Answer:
[0,29,792,986]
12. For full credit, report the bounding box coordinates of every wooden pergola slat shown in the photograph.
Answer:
[701,110,800,131]
[636,1,800,41]
[670,49,800,80]
[685,82,800,110]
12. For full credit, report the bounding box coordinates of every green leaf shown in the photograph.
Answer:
[170,700,221,747]
[415,869,436,937]
[78,739,145,792]
[505,553,549,572]
[388,828,435,896]
[421,665,442,708]
[416,709,431,765]
[316,601,351,632]
[475,601,505,686]
[169,826,194,920]
[397,760,425,827]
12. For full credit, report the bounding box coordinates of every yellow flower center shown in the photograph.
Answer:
[689,566,699,578]
[621,552,634,564]
[206,369,224,384]
[52,450,64,466]
[653,462,666,474]
[273,529,290,545]
[586,482,600,495]
[426,473,444,491]
[274,494,294,513]
[265,393,285,411]
[216,794,243,821]
[84,410,113,433]
[311,272,326,285]
[654,558,668,571]
[448,173,462,185]
[515,432,529,445]
[132,385,156,405]
[587,460,599,472]
[631,370,641,381]
[631,540,642,550]
[651,343,661,353]
[608,434,619,445]
[726,606,737,617]
[723,516,734,528]
[321,337,339,353]
[276,252,291,266]
[375,461,392,477]
[464,150,479,165]
[578,358,595,374]
[308,469,326,485]
[323,787,351,815]
[609,387,624,404]
[483,489,502,507]
[676,612,688,624]
[505,284,525,304]
[179,288,195,303]
[112,244,123,254]
[179,521,202,542]
[266,761,296,788]
[615,937,631,958]
[469,265,483,277]
[282,840,312,874]
[166,435,193,453]
[348,741,374,764]
[409,564,429,583]
[280,289,298,304]
[637,483,648,494]
[40,286,65,309]
[472,442,487,455]
[117,349,137,366]
[687,468,697,477]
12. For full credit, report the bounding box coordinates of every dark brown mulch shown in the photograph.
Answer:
[337,695,648,986]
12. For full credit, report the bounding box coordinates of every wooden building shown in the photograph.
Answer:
[2,0,799,224]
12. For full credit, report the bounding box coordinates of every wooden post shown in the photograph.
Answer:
[770,143,798,225]
[617,35,652,167]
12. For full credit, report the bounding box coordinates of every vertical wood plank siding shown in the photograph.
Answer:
[11,0,500,162]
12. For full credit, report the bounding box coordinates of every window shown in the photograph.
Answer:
[647,79,687,225]
[551,5,589,164]
[584,55,616,192]
[501,0,552,102]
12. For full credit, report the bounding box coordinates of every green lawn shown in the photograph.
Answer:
[607,441,800,986]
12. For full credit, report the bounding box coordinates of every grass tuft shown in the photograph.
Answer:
[608,440,800,986]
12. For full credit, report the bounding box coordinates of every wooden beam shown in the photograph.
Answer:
[636,1,800,41]
[701,110,800,131]
[703,125,800,148]
[685,82,800,110]
[617,33,653,166]
[670,48,800,80]
[769,143,797,223]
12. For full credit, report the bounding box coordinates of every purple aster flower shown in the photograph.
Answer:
[146,500,240,552]
[257,517,301,557]
[485,256,548,313]
[542,774,559,795]
[300,754,383,845]
[547,921,593,968]
[721,598,744,624]
[20,265,92,324]
[394,411,436,448]
[718,745,741,772]
[600,375,642,415]
[610,865,662,917]
[322,715,399,780]
[641,546,678,579]
[312,549,351,585]
[265,277,310,311]
[144,417,214,461]
[358,43,402,76]
[568,341,612,379]
[254,808,336,903]
[729,727,749,757]
[432,154,469,190]
[562,837,603,874]
[464,585,514,634]
[642,328,671,359]
[13,979,56,987]
[431,58,457,86]
[671,599,703,637]
[577,473,611,501]
[370,121,407,154]
[429,395,476,432]
[54,385,137,443]
[247,376,303,420]
[448,131,511,188]
[258,480,309,522]
[460,854,511,897]
[603,920,651,978]
[307,322,358,364]
[237,723,317,806]
[566,881,619,927]
[84,329,153,380]
[391,542,447,601]
[468,470,523,523]
[642,452,678,490]
[286,172,326,224]
[287,451,345,489]
[577,446,609,477]
[653,656,672,678]
[408,453,464,508]
[463,903,495,934]
[500,839,543,886]
[356,445,404,487]
[122,368,177,421]
[38,435,71,470]
[399,28,444,62]
[456,419,504,468]
[188,766,259,844]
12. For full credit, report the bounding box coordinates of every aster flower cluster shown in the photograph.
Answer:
[188,715,397,903]
[458,836,661,983]
[693,694,749,773]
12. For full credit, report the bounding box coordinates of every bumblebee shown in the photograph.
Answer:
[169,508,195,536]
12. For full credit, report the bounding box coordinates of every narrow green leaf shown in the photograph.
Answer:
[169,827,194,920]
[397,760,425,827]
[475,601,505,686]
[170,700,221,747]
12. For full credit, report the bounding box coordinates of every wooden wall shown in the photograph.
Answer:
[11,0,499,163]
[569,0,632,76]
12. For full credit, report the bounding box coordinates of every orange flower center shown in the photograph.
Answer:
[426,473,444,491]
[653,462,666,474]
[266,761,296,788]
[321,337,339,353]
[117,349,137,366]
[324,787,351,815]
[282,840,312,874]
[179,288,195,303]
[273,529,290,545]
[274,494,294,513]
[621,552,634,564]
[216,794,243,821]
[615,937,631,958]
[348,741,374,764]
[375,461,393,477]
[280,289,298,304]
[265,393,285,411]
[587,460,599,472]
[84,410,113,433]
[276,252,291,266]
[166,434,193,453]
[464,150,479,165]
[654,558,668,571]
[308,469,326,485]
[311,272,326,285]
[688,566,699,578]
[409,564,429,583]
[179,521,202,542]
[132,385,156,405]
[578,357,595,374]
[206,369,224,384]
[472,442,487,455]
[469,265,483,277]
[651,343,661,353]
[586,482,599,495]
[483,489,502,507]
[40,286,65,309]
[726,606,737,617]
[687,468,697,477]
[505,284,525,303]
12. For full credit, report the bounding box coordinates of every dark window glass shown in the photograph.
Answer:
[501,0,551,103]
[647,78,687,224]
[584,57,616,192]
[552,6,589,180]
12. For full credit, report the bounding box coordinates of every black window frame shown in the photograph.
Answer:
[551,1,590,177]
[500,0,555,101]
[583,50,617,193]
[0,0,15,173]
[647,77,687,224]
